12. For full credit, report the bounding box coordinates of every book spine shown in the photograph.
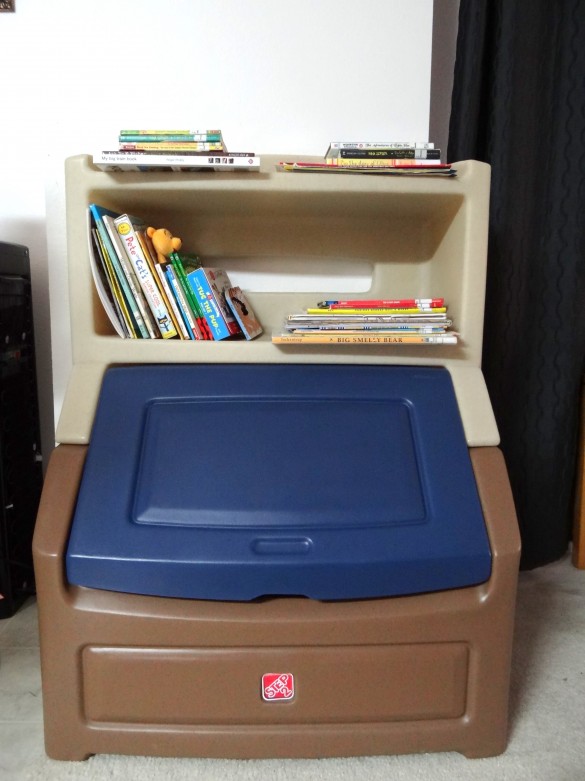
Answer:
[153,262,190,339]
[306,307,447,315]
[289,325,448,333]
[327,141,434,150]
[323,158,446,168]
[187,269,232,340]
[169,253,210,340]
[119,129,222,137]
[104,149,255,157]
[119,142,225,152]
[93,152,261,171]
[119,133,223,143]
[271,333,458,345]
[114,216,178,339]
[165,265,196,339]
[338,148,441,159]
[326,141,434,157]
[318,298,445,308]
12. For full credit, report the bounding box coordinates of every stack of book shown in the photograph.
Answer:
[271,298,458,345]
[279,141,455,176]
[92,129,261,172]
[88,203,263,341]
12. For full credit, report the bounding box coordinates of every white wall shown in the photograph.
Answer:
[0,0,434,462]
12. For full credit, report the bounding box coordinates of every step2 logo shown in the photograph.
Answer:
[261,673,295,701]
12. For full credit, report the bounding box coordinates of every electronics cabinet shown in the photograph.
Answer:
[33,155,520,762]
[58,155,497,446]
[0,242,43,618]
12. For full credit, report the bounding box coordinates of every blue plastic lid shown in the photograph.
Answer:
[66,364,491,600]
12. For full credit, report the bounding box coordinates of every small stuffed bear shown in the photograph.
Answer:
[146,226,182,264]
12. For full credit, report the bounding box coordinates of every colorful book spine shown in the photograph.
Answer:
[119,133,223,143]
[114,214,178,339]
[119,129,223,138]
[337,148,441,160]
[169,253,210,340]
[325,141,434,156]
[271,333,458,345]
[323,158,446,168]
[317,298,445,309]
[305,307,447,315]
[118,142,225,152]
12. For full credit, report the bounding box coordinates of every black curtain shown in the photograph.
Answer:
[448,0,585,569]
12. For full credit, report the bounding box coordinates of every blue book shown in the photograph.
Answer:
[186,267,241,340]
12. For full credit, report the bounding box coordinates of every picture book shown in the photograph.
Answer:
[186,267,242,340]
[225,287,263,340]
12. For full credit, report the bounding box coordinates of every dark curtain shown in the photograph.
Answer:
[448,0,585,569]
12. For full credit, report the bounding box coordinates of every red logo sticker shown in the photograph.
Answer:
[262,673,295,701]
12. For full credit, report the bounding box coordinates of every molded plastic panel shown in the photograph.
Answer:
[66,364,491,600]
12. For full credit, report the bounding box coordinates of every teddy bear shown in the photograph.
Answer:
[146,226,182,264]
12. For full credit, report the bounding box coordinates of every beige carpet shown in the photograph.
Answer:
[15,552,585,780]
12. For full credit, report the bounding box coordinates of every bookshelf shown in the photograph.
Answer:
[59,154,497,447]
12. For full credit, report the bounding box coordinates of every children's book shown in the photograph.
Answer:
[225,286,263,340]
[186,268,242,340]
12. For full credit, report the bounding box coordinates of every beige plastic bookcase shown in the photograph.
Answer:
[58,154,497,447]
[33,155,520,762]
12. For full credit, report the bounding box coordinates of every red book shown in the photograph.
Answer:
[317,298,445,309]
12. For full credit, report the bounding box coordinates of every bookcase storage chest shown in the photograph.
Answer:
[33,155,520,761]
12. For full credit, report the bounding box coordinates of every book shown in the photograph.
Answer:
[287,324,450,333]
[168,252,209,340]
[325,141,434,156]
[317,298,445,308]
[186,267,242,340]
[108,149,255,157]
[165,265,197,339]
[119,141,225,152]
[224,286,263,340]
[119,132,223,143]
[337,148,441,160]
[88,204,150,337]
[101,213,159,338]
[323,158,446,168]
[305,307,447,315]
[113,214,179,338]
[93,151,261,172]
[92,227,136,337]
[119,129,223,138]
[271,332,458,345]
[136,229,189,339]
[279,162,455,176]
[87,221,127,338]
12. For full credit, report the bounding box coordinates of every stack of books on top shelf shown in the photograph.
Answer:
[272,298,458,345]
[279,141,455,176]
[92,129,261,172]
[88,203,263,341]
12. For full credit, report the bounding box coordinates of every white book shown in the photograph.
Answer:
[93,151,261,172]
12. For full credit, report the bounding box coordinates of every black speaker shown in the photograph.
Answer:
[0,241,43,618]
